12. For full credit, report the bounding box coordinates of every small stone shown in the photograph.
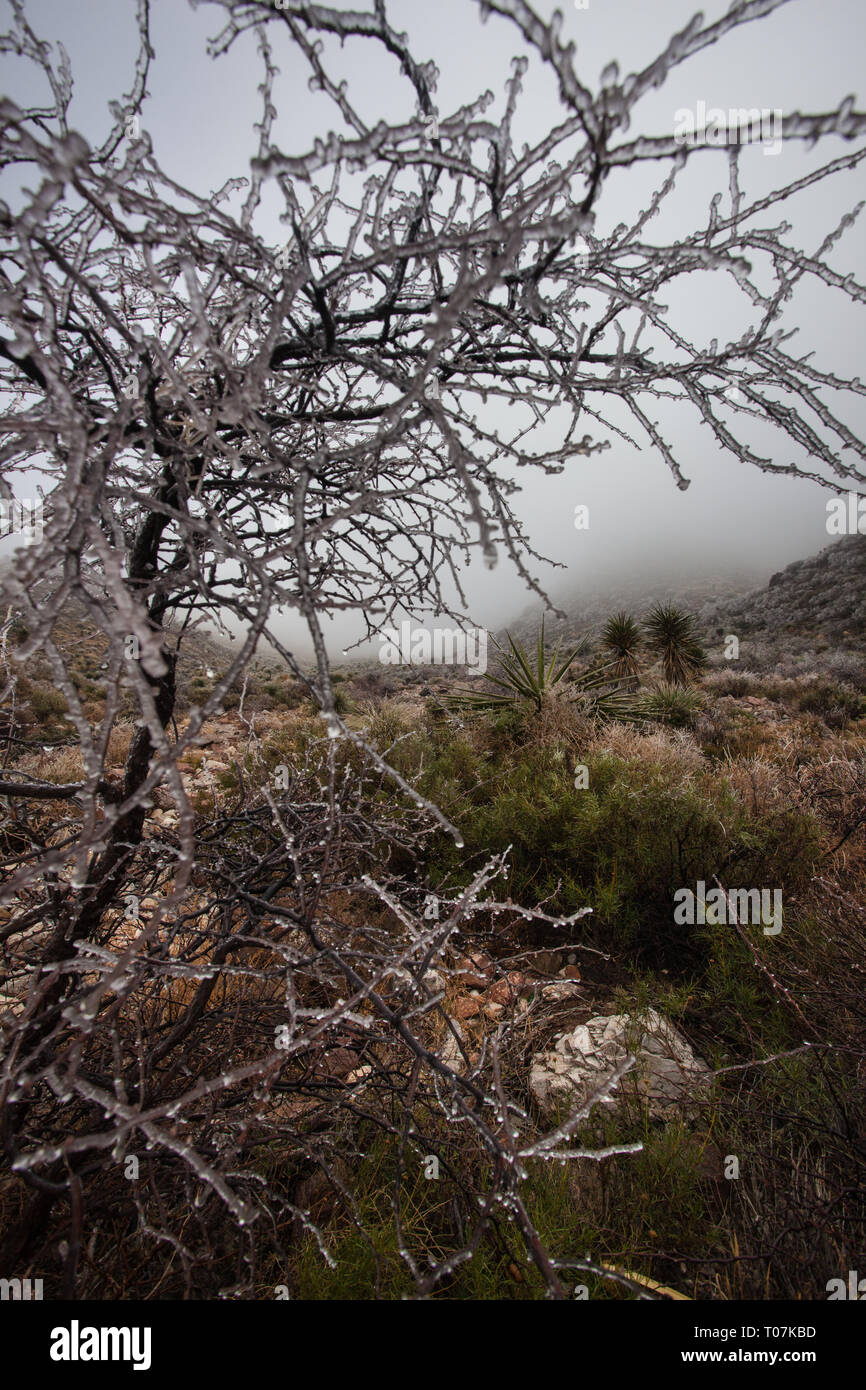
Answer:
[455,952,492,989]
[453,995,481,1020]
[541,981,583,1002]
[439,1018,466,1071]
[486,971,528,1006]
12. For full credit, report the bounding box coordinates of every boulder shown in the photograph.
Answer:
[530,1009,711,1120]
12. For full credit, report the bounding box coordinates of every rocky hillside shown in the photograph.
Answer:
[503,535,866,672]
[697,533,866,654]
[0,563,267,732]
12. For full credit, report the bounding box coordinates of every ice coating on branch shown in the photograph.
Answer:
[52,130,90,172]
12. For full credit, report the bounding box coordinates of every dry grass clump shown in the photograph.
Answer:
[14,745,85,785]
[583,720,706,781]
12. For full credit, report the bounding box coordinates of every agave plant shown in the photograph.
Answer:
[601,610,642,688]
[643,603,707,687]
[449,618,641,721]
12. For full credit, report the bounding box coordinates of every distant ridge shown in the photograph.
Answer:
[501,535,865,657]
[697,533,866,650]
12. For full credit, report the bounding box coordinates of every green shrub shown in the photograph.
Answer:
[333,687,353,716]
[28,685,69,719]
[421,732,821,966]
[290,1111,719,1300]
[71,671,105,701]
[264,679,306,709]
[640,684,703,728]
[794,679,864,726]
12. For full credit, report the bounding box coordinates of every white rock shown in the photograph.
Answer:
[439,1017,467,1072]
[530,1009,711,1119]
[540,981,583,1002]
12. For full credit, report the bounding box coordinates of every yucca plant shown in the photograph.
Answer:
[601,610,643,688]
[449,618,641,721]
[643,603,707,687]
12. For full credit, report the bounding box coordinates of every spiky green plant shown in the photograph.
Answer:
[639,683,703,728]
[449,618,640,721]
[643,604,707,687]
[601,611,642,688]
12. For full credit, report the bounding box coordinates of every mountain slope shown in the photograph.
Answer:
[697,534,866,651]
[501,536,865,668]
